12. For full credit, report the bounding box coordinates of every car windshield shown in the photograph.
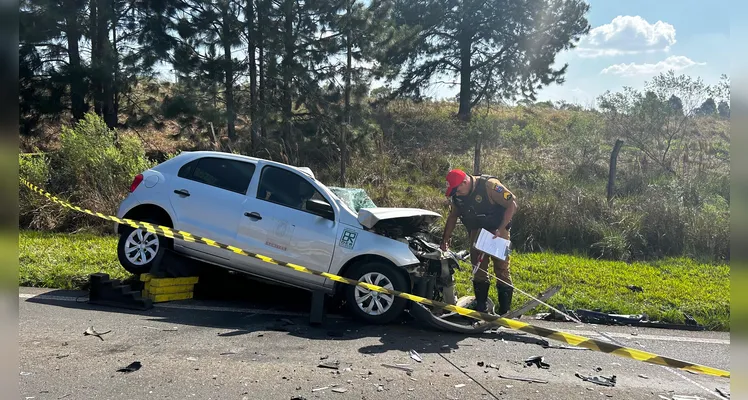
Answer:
[327,187,377,213]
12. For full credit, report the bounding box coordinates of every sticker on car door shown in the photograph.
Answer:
[339,228,358,250]
[265,218,294,252]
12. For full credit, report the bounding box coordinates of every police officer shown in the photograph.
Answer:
[439,169,518,315]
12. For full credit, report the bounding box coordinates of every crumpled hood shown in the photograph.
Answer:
[357,207,442,231]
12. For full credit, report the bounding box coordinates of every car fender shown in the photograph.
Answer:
[330,224,420,272]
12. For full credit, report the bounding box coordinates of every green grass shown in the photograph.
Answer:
[20,230,128,290]
[19,230,730,331]
[453,252,730,331]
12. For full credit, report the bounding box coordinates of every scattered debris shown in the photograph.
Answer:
[477,361,484,367]
[56,354,69,359]
[163,327,178,332]
[638,374,649,379]
[220,352,236,356]
[716,388,730,399]
[377,385,384,392]
[290,396,307,400]
[455,384,466,388]
[542,344,590,351]
[672,396,708,400]
[627,285,643,292]
[499,374,548,384]
[186,357,198,361]
[318,361,340,370]
[575,373,616,387]
[331,388,347,393]
[409,350,423,363]
[83,326,111,341]
[524,356,550,369]
[311,387,328,392]
[320,355,329,360]
[381,364,413,373]
[486,363,500,370]
[117,361,142,373]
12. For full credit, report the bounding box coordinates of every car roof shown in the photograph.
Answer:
[175,151,316,179]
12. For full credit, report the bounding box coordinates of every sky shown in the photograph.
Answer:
[421,0,731,107]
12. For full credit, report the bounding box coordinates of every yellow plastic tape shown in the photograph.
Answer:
[19,177,730,378]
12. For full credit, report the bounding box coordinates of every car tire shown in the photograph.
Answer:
[344,261,409,325]
[117,218,170,276]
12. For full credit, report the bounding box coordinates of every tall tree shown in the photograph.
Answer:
[377,0,590,121]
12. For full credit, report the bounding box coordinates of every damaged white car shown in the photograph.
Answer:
[115,151,466,324]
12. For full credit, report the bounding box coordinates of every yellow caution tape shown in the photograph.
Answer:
[19,177,730,378]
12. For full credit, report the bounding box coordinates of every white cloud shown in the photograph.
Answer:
[576,15,677,58]
[600,55,706,77]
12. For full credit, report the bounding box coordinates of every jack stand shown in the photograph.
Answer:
[88,272,153,310]
[309,290,326,325]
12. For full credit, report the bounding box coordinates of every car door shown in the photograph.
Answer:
[234,164,338,289]
[167,156,257,263]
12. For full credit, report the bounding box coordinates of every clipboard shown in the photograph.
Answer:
[474,228,512,261]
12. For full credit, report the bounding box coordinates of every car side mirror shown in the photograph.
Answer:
[306,199,335,220]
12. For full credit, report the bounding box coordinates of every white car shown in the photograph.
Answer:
[114,151,462,324]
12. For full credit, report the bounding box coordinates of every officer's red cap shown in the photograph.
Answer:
[445,169,466,196]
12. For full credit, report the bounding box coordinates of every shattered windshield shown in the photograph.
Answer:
[328,187,377,213]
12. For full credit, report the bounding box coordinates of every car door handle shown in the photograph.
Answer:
[244,212,262,220]
[174,189,190,197]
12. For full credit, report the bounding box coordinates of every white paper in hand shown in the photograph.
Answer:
[474,228,512,261]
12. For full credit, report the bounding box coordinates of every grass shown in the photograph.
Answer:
[19,229,730,331]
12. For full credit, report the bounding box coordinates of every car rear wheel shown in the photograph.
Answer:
[344,262,409,324]
[117,218,170,275]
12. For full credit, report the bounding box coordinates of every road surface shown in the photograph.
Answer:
[18,285,730,400]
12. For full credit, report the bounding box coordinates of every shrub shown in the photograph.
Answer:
[19,112,155,234]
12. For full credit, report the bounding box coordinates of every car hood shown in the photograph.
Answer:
[357,207,442,231]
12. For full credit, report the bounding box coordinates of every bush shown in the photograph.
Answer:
[19,112,155,234]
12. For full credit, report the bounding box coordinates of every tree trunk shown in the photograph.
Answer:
[99,0,115,128]
[473,132,482,175]
[247,0,258,153]
[222,3,236,141]
[457,33,472,121]
[258,0,266,140]
[65,12,85,121]
[607,139,624,205]
[281,0,294,163]
[90,0,101,115]
[340,0,352,187]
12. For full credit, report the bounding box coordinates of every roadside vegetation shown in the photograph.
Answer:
[19,0,729,330]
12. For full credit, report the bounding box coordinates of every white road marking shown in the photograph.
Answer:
[19,293,729,345]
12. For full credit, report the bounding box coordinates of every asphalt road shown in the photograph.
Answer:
[18,284,730,400]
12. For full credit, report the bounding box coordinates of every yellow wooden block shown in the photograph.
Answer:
[148,292,193,302]
[147,276,199,287]
[140,273,153,282]
[145,284,195,295]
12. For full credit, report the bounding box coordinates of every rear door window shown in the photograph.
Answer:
[179,157,256,195]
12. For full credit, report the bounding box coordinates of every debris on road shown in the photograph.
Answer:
[455,384,466,388]
[331,388,347,393]
[498,374,548,384]
[117,361,142,373]
[83,326,111,341]
[381,363,413,373]
[186,357,198,361]
[477,361,484,367]
[638,374,649,379]
[542,344,590,351]
[716,387,730,398]
[672,396,708,400]
[409,349,423,363]
[575,372,617,387]
[524,356,550,369]
[318,361,340,370]
[290,396,307,400]
[311,387,328,392]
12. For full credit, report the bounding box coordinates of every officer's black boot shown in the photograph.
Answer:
[472,280,491,313]
[496,284,514,316]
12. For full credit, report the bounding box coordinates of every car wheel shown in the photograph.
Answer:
[344,262,409,325]
[117,218,170,275]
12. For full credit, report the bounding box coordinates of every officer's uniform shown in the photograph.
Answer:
[450,174,515,315]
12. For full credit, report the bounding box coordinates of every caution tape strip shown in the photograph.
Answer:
[19,177,730,378]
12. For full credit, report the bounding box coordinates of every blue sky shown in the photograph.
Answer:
[425,0,731,106]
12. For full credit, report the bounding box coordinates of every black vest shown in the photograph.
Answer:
[451,175,507,232]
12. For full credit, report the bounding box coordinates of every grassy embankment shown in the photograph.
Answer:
[19,229,730,331]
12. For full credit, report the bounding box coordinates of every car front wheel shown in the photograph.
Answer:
[344,261,409,324]
[117,219,169,275]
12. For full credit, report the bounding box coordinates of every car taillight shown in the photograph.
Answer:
[130,174,144,192]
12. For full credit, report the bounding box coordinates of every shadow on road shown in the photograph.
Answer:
[22,268,549,356]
